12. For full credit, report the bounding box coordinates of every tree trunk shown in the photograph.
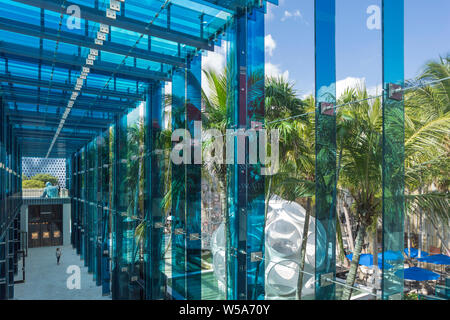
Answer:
[252,176,272,299]
[218,179,229,299]
[371,228,378,295]
[343,204,355,252]
[341,224,366,300]
[336,214,346,265]
[428,216,450,255]
[407,214,411,257]
[418,209,423,259]
[296,197,311,299]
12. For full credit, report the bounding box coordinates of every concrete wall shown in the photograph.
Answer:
[20,205,28,235]
[63,203,71,246]
[20,203,71,246]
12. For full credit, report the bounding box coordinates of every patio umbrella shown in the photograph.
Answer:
[378,250,403,262]
[404,248,429,258]
[346,253,389,269]
[417,254,450,265]
[347,253,374,267]
[395,267,441,281]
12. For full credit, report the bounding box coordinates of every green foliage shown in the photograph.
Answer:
[22,179,45,189]
[404,292,421,300]
[30,173,59,186]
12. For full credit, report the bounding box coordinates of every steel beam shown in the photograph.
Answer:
[2,87,134,113]
[0,74,144,100]
[0,17,187,68]
[0,42,171,82]
[8,110,112,128]
[12,0,213,51]
[10,117,111,130]
[15,129,96,140]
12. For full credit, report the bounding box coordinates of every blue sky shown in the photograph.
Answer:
[264,0,450,97]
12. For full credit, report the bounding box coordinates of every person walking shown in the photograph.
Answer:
[56,248,62,265]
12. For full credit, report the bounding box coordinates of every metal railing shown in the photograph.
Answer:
[22,188,69,198]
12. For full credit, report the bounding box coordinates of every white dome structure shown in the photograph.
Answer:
[210,195,326,299]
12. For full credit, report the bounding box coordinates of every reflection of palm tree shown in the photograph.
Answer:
[404,56,450,256]
[203,69,317,298]
[337,87,383,300]
[339,58,450,298]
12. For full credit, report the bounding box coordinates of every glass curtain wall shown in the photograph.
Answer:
[66,0,411,301]
[0,97,22,300]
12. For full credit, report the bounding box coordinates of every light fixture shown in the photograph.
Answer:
[110,0,121,11]
[100,24,109,34]
[106,9,116,19]
[97,32,106,41]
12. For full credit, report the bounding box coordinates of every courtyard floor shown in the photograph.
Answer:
[13,245,111,300]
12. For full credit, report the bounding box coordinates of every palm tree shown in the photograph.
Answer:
[404,55,450,256]
[337,87,383,300]
[202,69,319,298]
[340,56,450,299]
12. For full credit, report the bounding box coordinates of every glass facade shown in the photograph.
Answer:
[381,0,405,300]
[314,0,337,300]
[0,97,23,299]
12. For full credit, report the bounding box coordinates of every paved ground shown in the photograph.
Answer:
[14,245,111,300]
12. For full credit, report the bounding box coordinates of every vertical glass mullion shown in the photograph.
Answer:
[88,141,95,275]
[113,115,130,299]
[101,130,111,296]
[246,7,265,300]
[226,11,241,300]
[111,123,119,299]
[82,149,88,265]
[145,82,166,300]
[171,68,187,299]
[314,0,337,300]
[186,55,202,299]
[96,137,102,287]
[382,0,405,300]
[77,153,82,256]
[226,7,266,300]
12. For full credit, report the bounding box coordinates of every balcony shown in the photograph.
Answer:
[22,188,71,205]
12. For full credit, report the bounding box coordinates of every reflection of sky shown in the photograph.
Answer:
[264,0,450,97]
[127,103,143,126]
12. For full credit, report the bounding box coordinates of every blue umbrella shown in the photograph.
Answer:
[378,250,403,262]
[417,254,450,265]
[404,248,429,258]
[347,253,374,267]
[395,267,441,281]
[346,253,390,269]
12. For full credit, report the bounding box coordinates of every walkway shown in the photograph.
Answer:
[14,245,111,300]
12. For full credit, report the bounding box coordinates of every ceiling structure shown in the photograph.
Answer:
[0,0,276,158]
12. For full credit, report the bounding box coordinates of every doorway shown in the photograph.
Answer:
[28,205,63,248]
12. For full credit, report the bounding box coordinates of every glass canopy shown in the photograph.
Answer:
[0,0,277,158]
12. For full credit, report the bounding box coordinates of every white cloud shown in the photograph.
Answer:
[202,44,226,73]
[265,34,276,57]
[202,42,227,98]
[265,3,276,21]
[336,77,366,98]
[265,62,289,81]
[281,9,302,22]
[335,77,382,98]
[367,83,383,96]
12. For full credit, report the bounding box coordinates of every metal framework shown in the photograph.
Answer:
[0,0,409,302]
